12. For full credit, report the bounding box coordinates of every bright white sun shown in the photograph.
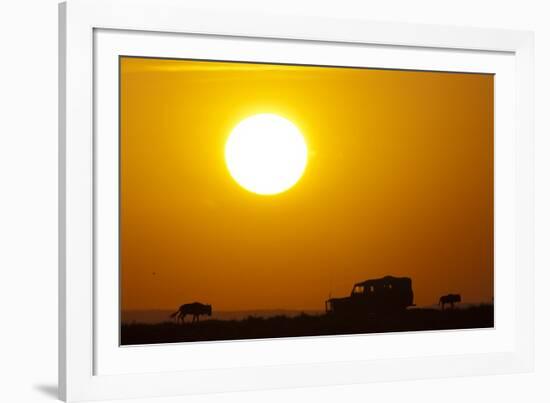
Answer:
[225,113,308,195]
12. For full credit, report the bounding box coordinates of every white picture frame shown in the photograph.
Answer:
[59,0,534,401]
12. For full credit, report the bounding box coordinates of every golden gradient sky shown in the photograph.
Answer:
[120,57,493,312]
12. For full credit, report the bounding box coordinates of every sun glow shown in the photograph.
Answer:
[225,114,308,195]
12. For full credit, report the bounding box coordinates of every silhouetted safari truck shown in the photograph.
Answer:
[325,276,414,315]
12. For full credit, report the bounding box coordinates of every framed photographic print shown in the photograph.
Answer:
[59,0,534,401]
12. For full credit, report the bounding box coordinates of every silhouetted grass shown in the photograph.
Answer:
[120,304,493,345]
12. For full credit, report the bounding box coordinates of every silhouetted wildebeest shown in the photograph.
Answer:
[170,302,212,323]
[439,294,461,310]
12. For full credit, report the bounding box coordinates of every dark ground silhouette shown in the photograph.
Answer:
[121,304,493,345]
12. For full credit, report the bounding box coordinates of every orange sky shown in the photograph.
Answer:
[120,57,493,312]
